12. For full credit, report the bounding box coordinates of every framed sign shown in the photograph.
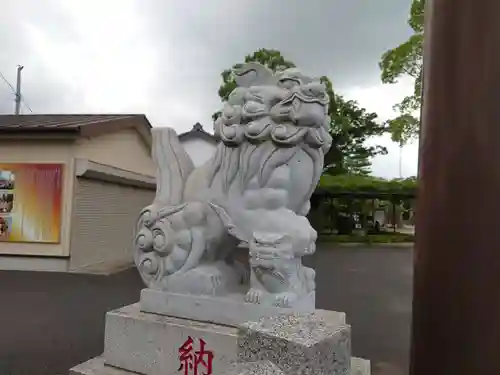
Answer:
[0,163,63,243]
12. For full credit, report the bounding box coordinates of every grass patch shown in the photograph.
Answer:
[320,232,415,244]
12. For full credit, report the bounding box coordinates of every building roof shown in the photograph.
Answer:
[0,114,148,132]
[0,115,221,149]
[0,114,152,144]
[178,122,218,144]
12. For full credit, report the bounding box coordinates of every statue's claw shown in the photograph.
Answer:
[274,292,298,308]
[210,272,223,291]
[245,288,263,304]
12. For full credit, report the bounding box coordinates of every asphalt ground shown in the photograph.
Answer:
[0,245,413,375]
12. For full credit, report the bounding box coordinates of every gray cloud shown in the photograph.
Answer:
[142,0,413,126]
[1,0,412,122]
[0,0,416,177]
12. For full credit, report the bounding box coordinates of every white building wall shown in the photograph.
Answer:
[180,138,217,167]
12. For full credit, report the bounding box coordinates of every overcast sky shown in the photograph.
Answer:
[0,0,418,178]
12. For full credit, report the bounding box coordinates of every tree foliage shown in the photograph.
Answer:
[379,0,425,145]
[215,48,387,175]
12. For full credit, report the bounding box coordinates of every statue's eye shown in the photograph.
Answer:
[279,79,300,90]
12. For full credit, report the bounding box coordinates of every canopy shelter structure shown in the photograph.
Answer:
[311,176,417,235]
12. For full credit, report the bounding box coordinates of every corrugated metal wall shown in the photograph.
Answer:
[69,177,154,272]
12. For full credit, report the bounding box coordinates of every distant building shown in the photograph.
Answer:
[0,116,219,274]
[178,123,218,167]
[0,114,156,273]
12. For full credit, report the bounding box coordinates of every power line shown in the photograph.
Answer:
[21,99,32,113]
[0,70,16,94]
[0,68,32,113]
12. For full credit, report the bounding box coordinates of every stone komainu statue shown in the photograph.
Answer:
[134,63,332,308]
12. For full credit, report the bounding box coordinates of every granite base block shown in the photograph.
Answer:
[140,288,318,327]
[103,303,238,375]
[238,313,351,375]
[71,302,359,375]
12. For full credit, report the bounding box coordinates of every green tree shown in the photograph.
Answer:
[214,48,387,175]
[379,0,425,145]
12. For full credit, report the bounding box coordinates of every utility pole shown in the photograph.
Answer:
[15,65,24,115]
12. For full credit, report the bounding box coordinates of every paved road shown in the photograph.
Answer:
[0,246,413,375]
[308,246,413,375]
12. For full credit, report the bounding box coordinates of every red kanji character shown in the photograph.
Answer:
[178,336,194,375]
[178,337,214,375]
[194,338,213,375]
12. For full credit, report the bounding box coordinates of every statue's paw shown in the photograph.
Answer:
[274,292,298,308]
[245,288,263,304]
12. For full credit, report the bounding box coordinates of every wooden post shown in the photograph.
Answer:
[411,0,500,374]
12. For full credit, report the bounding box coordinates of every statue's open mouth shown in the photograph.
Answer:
[270,93,327,128]
[280,91,328,106]
[253,264,286,281]
[250,248,294,261]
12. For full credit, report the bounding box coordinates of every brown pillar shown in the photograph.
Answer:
[411,0,500,374]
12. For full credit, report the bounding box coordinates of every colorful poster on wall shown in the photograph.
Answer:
[0,164,63,243]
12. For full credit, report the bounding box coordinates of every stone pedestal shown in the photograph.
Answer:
[140,288,317,327]
[70,301,369,375]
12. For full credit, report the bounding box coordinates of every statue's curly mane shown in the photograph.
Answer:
[206,65,332,199]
